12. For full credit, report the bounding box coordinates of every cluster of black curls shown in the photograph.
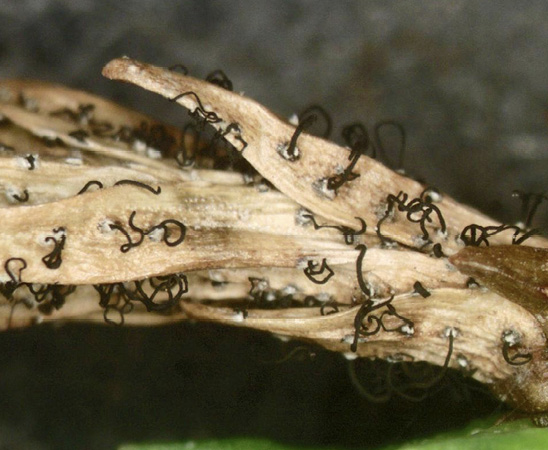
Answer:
[93,273,189,326]
[459,189,546,247]
[460,223,539,247]
[50,103,177,156]
[376,189,447,248]
[3,65,544,392]
[0,257,76,324]
[168,66,253,173]
[0,68,245,326]
[0,256,188,327]
[279,104,544,391]
[0,162,188,326]
[351,244,416,353]
[280,113,426,357]
[297,207,417,357]
[174,120,252,174]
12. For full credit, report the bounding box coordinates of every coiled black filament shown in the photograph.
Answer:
[303,213,366,245]
[377,191,447,246]
[205,70,233,91]
[114,179,162,195]
[42,227,66,269]
[303,259,334,285]
[460,223,539,247]
[171,91,222,126]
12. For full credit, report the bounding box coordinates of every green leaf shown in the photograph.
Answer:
[387,416,548,450]
[119,438,334,450]
[119,416,548,450]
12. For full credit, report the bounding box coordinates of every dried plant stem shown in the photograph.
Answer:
[0,59,547,413]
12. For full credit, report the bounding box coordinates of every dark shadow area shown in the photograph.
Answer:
[0,323,503,449]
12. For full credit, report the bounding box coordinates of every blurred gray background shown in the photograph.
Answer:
[0,1,545,449]
[1,0,547,225]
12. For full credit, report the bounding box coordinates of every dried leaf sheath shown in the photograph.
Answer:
[102,57,548,252]
[1,61,548,413]
[0,184,352,284]
[450,246,548,315]
[0,78,185,158]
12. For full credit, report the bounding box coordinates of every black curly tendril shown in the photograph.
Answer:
[124,274,188,312]
[109,211,187,253]
[29,284,77,314]
[303,259,335,285]
[501,329,533,366]
[12,189,29,203]
[512,190,548,228]
[216,121,248,152]
[354,244,371,298]
[373,120,406,171]
[320,301,340,316]
[298,105,332,139]
[171,67,248,153]
[326,144,362,192]
[351,297,389,353]
[326,122,379,193]
[24,154,37,170]
[350,244,414,352]
[51,100,178,155]
[93,283,133,326]
[0,258,27,299]
[278,113,318,162]
[432,243,445,258]
[147,219,187,247]
[0,256,76,315]
[77,179,162,196]
[77,180,104,195]
[205,69,233,91]
[42,227,66,269]
[350,296,415,353]
[302,213,367,245]
[113,179,162,195]
[325,120,406,193]
[170,91,222,126]
[109,211,145,253]
[342,123,375,157]
[243,277,297,311]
